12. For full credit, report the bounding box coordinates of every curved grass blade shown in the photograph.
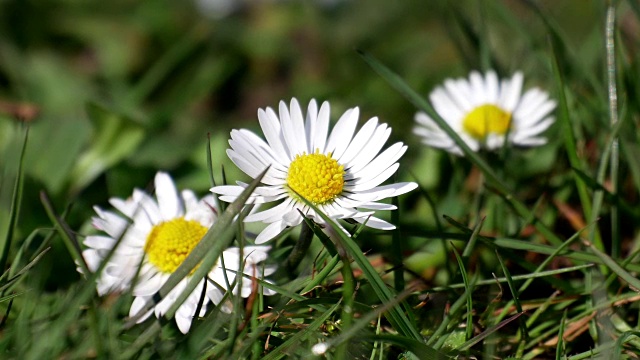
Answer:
[572,167,638,218]
[613,331,640,360]
[299,254,341,295]
[548,26,596,248]
[555,310,568,360]
[451,246,473,342]
[583,239,640,291]
[40,192,89,275]
[0,247,50,294]
[457,312,525,351]
[0,291,25,304]
[495,250,527,340]
[462,216,484,258]
[429,264,593,292]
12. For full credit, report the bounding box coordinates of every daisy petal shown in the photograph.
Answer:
[313,101,331,152]
[155,172,182,220]
[255,221,287,244]
[325,107,359,158]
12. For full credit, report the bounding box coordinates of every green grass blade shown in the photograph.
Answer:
[451,246,473,342]
[0,291,25,304]
[335,246,355,360]
[572,167,638,218]
[462,216,484,258]
[495,250,527,340]
[299,254,341,295]
[0,247,50,293]
[391,193,404,292]
[457,312,525,351]
[556,310,568,360]
[40,192,89,275]
[613,331,640,360]
[605,4,621,258]
[118,322,162,359]
[583,239,640,290]
[429,264,593,292]
[0,127,28,273]
[548,17,595,246]
[7,227,50,279]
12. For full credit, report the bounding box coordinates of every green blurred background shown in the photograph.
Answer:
[0,0,633,287]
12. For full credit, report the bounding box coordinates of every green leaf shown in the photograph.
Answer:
[69,102,145,193]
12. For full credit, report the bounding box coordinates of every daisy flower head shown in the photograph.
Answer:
[81,172,275,334]
[211,98,418,244]
[414,70,557,155]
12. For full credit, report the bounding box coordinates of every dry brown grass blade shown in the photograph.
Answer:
[544,312,595,347]
[554,199,587,232]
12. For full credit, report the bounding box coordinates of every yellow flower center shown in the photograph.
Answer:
[462,104,512,140]
[144,217,207,273]
[286,150,345,205]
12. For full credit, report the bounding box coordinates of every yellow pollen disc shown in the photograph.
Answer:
[144,217,207,274]
[286,150,345,205]
[462,104,512,140]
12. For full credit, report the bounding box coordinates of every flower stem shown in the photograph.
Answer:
[286,221,314,272]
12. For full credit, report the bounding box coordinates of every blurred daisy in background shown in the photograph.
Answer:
[82,172,275,334]
[211,98,417,244]
[414,70,556,155]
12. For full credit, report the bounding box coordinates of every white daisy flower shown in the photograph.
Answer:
[81,172,275,334]
[414,70,557,155]
[211,98,417,244]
